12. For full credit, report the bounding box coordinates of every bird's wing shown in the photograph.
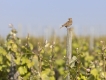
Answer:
[62,21,69,27]
[60,23,67,28]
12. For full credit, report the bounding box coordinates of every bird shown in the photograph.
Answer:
[60,18,72,28]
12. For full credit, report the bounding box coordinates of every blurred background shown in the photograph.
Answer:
[0,0,106,38]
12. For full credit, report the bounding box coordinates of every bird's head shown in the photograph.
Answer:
[68,18,72,21]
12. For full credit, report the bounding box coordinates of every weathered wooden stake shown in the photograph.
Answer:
[66,27,72,80]
[89,28,94,52]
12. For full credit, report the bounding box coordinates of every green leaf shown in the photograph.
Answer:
[0,56,3,64]
[0,66,2,71]
[27,60,34,68]
[23,72,31,80]
[29,43,33,50]
[70,56,77,63]
[11,43,17,52]
[8,39,14,44]
[0,47,7,56]
[77,74,87,80]
[55,59,64,66]
[18,66,27,75]
[91,68,99,78]
[6,54,11,61]
[14,57,21,65]
[70,56,77,68]
[21,57,27,65]
[49,76,55,80]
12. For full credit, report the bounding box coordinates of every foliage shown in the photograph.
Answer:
[0,28,106,80]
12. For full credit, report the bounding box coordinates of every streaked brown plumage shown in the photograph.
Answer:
[61,18,72,28]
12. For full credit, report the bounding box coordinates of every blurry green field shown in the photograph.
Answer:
[0,28,106,80]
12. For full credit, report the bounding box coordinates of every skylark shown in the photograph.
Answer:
[61,18,72,28]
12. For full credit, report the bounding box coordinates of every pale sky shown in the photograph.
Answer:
[0,0,106,37]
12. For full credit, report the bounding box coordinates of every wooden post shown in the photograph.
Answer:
[66,27,72,80]
[89,34,94,52]
[61,18,73,80]
[89,28,94,52]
